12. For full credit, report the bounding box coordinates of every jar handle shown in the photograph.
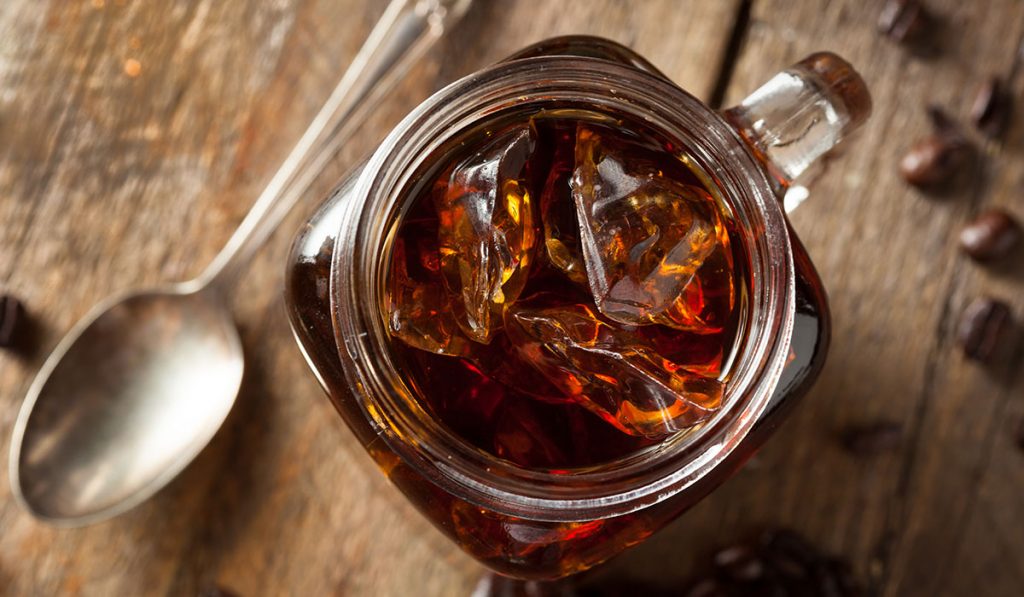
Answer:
[722,53,871,195]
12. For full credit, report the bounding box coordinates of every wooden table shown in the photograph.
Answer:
[1,1,1022,595]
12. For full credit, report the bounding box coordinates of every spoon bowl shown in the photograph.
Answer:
[9,286,243,525]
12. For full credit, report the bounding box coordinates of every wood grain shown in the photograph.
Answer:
[1,0,1022,595]
[593,2,1024,596]
[0,1,741,595]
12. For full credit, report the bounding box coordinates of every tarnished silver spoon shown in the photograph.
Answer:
[9,0,471,526]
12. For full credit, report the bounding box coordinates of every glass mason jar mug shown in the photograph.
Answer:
[285,37,870,580]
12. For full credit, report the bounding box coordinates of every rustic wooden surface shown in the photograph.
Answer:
[0,0,1021,595]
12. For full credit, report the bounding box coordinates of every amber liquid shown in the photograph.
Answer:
[386,114,749,470]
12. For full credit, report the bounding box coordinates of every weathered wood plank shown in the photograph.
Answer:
[590,2,1024,596]
[886,28,1024,596]
[0,1,742,595]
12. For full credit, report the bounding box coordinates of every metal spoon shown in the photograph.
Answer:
[9,0,471,526]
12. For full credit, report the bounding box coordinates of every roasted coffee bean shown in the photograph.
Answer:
[581,580,676,597]
[0,294,26,348]
[898,134,968,187]
[684,578,727,597]
[816,559,862,597]
[713,545,766,582]
[841,422,904,456]
[830,559,863,597]
[1016,418,1024,452]
[763,544,823,593]
[474,573,578,597]
[959,209,1021,261]
[760,529,821,572]
[970,77,1012,138]
[764,548,811,581]
[665,530,863,597]
[957,297,1013,362]
[878,0,929,43]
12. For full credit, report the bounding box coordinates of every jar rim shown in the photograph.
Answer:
[331,55,796,522]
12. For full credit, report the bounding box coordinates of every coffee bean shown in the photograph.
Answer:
[759,534,819,596]
[957,297,1013,362]
[622,529,872,597]
[970,77,1012,138]
[1015,418,1024,452]
[813,559,862,597]
[586,581,677,597]
[841,422,904,456]
[898,134,968,187]
[714,545,766,582]
[829,559,862,597]
[0,294,26,349]
[764,549,810,581]
[878,0,929,43]
[960,209,1021,261]
[473,573,578,597]
[684,578,727,597]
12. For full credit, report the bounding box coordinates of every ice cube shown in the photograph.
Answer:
[504,295,723,438]
[385,229,471,357]
[435,125,537,344]
[571,125,728,331]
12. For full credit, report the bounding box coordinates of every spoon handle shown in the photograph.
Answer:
[197,0,472,288]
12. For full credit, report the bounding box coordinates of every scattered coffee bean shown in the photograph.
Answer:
[814,559,861,597]
[899,106,973,188]
[0,294,26,349]
[957,297,1013,362]
[970,77,1012,138]
[474,573,578,597]
[959,209,1021,261]
[581,580,675,597]
[713,545,766,582]
[899,134,968,186]
[762,547,810,580]
[578,529,862,597]
[759,529,820,578]
[841,422,904,456]
[878,0,929,43]
[684,578,727,597]
[726,530,861,596]
[1016,418,1024,452]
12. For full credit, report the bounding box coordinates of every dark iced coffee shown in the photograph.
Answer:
[385,113,749,468]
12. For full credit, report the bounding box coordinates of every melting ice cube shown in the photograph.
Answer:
[385,227,471,357]
[571,125,729,331]
[505,295,723,438]
[435,125,537,344]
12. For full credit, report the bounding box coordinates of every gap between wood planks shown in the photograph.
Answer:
[708,0,753,109]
